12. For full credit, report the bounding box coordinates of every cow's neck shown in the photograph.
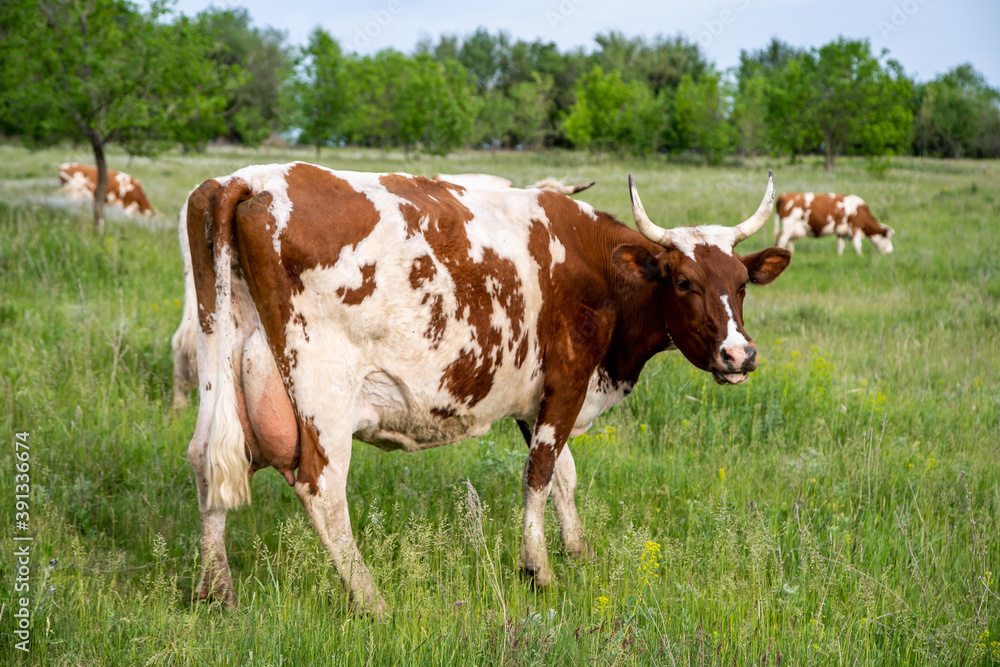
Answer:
[579,212,675,387]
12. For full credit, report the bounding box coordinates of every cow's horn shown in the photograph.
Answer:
[731,170,776,244]
[628,174,671,246]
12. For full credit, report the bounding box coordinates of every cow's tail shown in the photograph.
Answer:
[205,178,254,511]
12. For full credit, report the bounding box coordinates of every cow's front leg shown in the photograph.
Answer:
[551,445,591,559]
[776,227,793,251]
[516,420,589,561]
[837,236,847,255]
[294,416,385,616]
[520,387,589,586]
[521,433,557,586]
[852,230,864,255]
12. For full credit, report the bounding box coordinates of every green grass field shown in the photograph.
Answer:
[1,144,998,665]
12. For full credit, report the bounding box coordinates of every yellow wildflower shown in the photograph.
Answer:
[638,541,662,585]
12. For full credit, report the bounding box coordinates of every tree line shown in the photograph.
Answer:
[2,1,998,227]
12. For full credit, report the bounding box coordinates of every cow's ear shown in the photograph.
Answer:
[612,244,662,284]
[741,247,791,285]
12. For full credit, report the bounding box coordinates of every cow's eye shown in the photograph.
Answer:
[676,278,692,292]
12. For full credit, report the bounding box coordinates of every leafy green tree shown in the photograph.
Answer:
[295,28,350,155]
[731,72,768,162]
[510,74,554,149]
[594,32,709,95]
[738,38,805,83]
[765,54,821,162]
[342,51,403,151]
[530,44,592,145]
[0,0,228,232]
[458,27,511,93]
[474,88,516,149]
[733,39,806,160]
[669,71,733,163]
[343,51,474,156]
[801,39,912,171]
[563,66,664,154]
[423,58,478,154]
[914,64,1000,158]
[193,7,294,145]
[420,31,591,146]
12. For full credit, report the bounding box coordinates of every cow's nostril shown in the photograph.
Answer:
[746,347,758,365]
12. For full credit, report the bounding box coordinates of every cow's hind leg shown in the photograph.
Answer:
[171,200,199,411]
[551,445,591,559]
[294,417,385,615]
[188,412,237,604]
[171,319,198,410]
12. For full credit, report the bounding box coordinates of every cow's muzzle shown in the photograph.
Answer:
[713,344,757,384]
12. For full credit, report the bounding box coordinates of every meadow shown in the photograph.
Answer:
[1,144,998,665]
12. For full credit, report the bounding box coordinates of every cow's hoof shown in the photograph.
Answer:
[566,538,596,562]
[521,565,553,589]
[196,584,237,608]
[350,594,389,619]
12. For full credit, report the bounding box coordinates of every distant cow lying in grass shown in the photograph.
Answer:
[774,192,893,255]
[433,173,595,195]
[58,162,155,217]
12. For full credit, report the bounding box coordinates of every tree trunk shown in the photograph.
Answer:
[315,143,321,158]
[91,139,108,236]
[825,140,835,172]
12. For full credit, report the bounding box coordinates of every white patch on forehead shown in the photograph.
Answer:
[666,225,736,261]
[719,295,748,350]
[225,163,296,256]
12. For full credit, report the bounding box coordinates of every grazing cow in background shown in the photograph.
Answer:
[58,162,155,217]
[433,173,595,195]
[774,192,893,255]
[184,162,789,612]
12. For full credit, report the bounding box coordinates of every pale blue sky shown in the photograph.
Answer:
[171,0,999,86]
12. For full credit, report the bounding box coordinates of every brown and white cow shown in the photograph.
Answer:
[433,173,595,195]
[172,175,595,407]
[774,192,893,255]
[184,162,789,612]
[58,162,155,217]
